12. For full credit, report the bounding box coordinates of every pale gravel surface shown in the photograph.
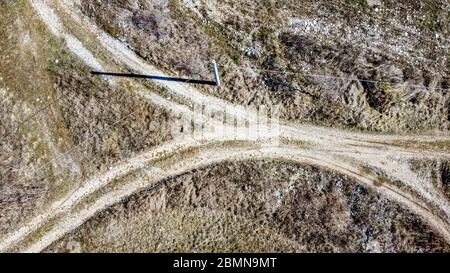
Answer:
[22,143,450,252]
[2,0,448,252]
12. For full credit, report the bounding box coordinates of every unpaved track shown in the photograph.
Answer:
[1,0,449,252]
[14,140,450,252]
[57,1,450,143]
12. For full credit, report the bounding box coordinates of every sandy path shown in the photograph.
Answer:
[0,126,281,252]
[2,129,450,252]
[56,0,450,146]
[1,0,447,252]
[22,143,450,252]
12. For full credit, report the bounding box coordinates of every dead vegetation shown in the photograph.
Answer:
[0,0,60,236]
[409,159,450,202]
[53,55,174,175]
[0,0,174,236]
[46,160,450,253]
[1,0,449,253]
[81,0,449,133]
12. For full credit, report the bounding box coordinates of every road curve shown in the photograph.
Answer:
[2,0,447,252]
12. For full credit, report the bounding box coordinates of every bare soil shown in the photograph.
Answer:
[81,0,449,133]
[1,0,449,253]
[0,0,174,236]
[46,160,450,253]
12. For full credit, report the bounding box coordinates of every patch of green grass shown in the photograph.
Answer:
[356,164,389,187]
[374,174,389,187]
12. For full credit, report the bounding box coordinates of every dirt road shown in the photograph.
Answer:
[0,0,448,252]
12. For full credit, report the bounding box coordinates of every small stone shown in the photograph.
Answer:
[66,241,81,253]
[367,0,382,7]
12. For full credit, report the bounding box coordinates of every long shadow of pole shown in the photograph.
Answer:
[91,71,218,86]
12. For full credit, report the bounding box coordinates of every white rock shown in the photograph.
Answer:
[367,0,382,7]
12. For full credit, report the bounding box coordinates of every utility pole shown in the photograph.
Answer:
[212,60,221,87]
[91,61,222,87]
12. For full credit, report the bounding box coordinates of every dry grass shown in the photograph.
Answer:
[0,0,175,236]
[81,0,449,133]
[47,159,450,253]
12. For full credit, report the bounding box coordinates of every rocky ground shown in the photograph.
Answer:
[1,0,449,253]
[82,0,449,133]
[0,0,174,236]
[46,160,450,253]
[409,159,450,201]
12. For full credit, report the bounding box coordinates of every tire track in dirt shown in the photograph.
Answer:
[20,143,450,252]
[2,0,447,252]
[3,132,450,252]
